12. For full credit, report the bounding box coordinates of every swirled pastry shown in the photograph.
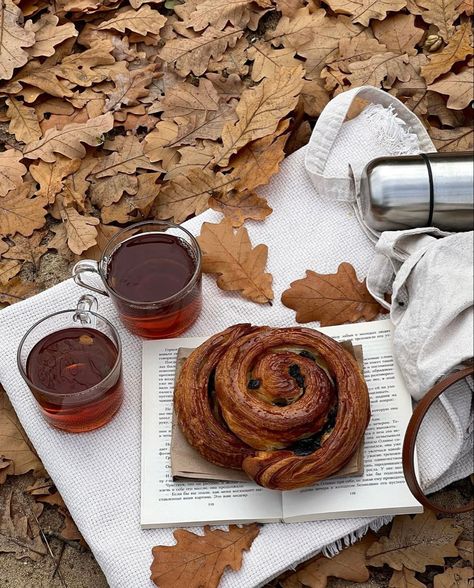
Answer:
[174,324,370,490]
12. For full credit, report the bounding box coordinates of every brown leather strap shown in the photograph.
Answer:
[403,366,474,514]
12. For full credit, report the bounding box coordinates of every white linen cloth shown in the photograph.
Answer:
[0,89,470,588]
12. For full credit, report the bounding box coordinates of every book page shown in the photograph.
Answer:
[282,319,423,522]
[141,337,282,528]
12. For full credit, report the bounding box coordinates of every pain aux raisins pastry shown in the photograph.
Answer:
[174,324,370,490]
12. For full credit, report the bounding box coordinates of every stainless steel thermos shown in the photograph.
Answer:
[360,152,474,232]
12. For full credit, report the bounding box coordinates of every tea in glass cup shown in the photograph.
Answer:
[17,296,123,433]
[73,221,202,339]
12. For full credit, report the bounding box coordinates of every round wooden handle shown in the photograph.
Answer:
[402,366,474,514]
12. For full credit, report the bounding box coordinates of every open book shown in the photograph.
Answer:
[141,319,422,528]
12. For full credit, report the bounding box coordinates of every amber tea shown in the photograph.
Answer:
[73,221,202,339]
[25,326,123,432]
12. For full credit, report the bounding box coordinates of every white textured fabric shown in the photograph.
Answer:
[0,92,464,588]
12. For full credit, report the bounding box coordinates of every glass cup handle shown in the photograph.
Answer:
[72,259,109,297]
[74,295,98,327]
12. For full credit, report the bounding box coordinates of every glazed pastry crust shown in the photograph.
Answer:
[174,324,370,490]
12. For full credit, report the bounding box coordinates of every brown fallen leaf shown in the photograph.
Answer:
[25,13,78,58]
[433,567,473,588]
[348,52,410,89]
[214,65,303,166]
[415,0,466,41]
[367,509,462,572]
[324,0,407,27]
[94,134,160,178]
[282,262,386,326]
[421,22,473,84]
[293,534,375,588]
[185,0,267,32]
[429,126,474,151]
[26,478,66,509]
[0,150,27,197]
[0,257,22,285]
[151,169,236,223]
[0,386,45,479]
[59,207,100,255]
[6,97,42,144]
[0,0,35,80]
[150,524,260,588]
[23,112,115,162]
[2,230,48,271]
[209,190,272,227]
[0,456,13,485]
[81,223,121,261]
[0,489,47,561]
[300,79,331,117]
[97,5,166,36]
[29,156,82,204]
[0,277,39,306]
[457,540,474,565]
[90,173,138,208]
[159,27,244,77]
[197,219,273,303]
[247,41,298,82]
[105,64,157,112]
[372,13,424,56]
[0,185,48,238]
[390,567,427,588]
[428,68,474,110]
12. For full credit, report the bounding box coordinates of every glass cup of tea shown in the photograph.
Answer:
[17,295,123,433]
[72,221,202,339]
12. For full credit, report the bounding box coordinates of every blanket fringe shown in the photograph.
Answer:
[322,515,393,557]
[361,104,420,156]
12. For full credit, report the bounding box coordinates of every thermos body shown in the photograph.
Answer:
[360,152,474,232]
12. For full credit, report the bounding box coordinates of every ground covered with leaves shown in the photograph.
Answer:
[1,0,473,586]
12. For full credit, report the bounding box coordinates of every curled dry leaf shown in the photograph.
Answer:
[0,387,45,480]
[23,112,115,162]
[324,0,407,27]
[433,567,474,588]
[150,524,260,588]
[389,567,426,588]
[366,509,462,572]
[209,190,272,227]
[0,150,27,197]
[428,68,474,110]
[214,65,304,166]
[0,0,35,80]
[281,262,386,326]
[421,22,473,84]
[197,219,273,303]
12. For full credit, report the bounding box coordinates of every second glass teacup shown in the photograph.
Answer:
[73,220,202,339]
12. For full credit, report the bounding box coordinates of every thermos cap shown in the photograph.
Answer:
[360,152,474,232]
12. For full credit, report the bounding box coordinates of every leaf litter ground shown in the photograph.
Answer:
[0,0,473,585]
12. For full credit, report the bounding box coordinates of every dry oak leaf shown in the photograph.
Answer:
[294,534,375,588]
[247,41,298,82]
[415,0,467,41]
[3,230,47,271]
[97,5,166,35]
[166,141,216,180]
[390,567,427,588]
[105,63,157,111]
[144,120,181,170]
[151,168,236,223]
[0,186,47,238]
[0,0,35,80]
[372,13,424,56]
[185,0,267,32]
[229,131,288,191]
[0,149,27,197]
[93,134,160,178]
[29,156,82,204]
[59,207,100,255]
[90,174,138,208]
[26,478,66,509]
[429,126,473,151]
[158,26,244,77]
[421,23,473,84]
[281,262,386,326]
[276,0,305,16]
[81,223,121,261]
[348,52,410,89]
[0,456,13,485]
[6,97,41,144]
[428,68,474,110]
[0,387,45,479]
[300,79,331,117]
[158,78,220,119]
[433,567,473,588]
[214,65,304,166]
[207,35,250,77]
[0,489,47,561]
[23,112,114,162]
[55,40,116,87]
[267,7,319,51]
[209,190,272,227]
[13,59,74,99]
[150,524,260,588]
[367,509,462,572]
[24,13,78,58]
[0,257,21,285]
[197,219,273,304]
[323,0,407,26]
[458,0,474,15]
[0,277,38,306]
[457,541,474,565]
